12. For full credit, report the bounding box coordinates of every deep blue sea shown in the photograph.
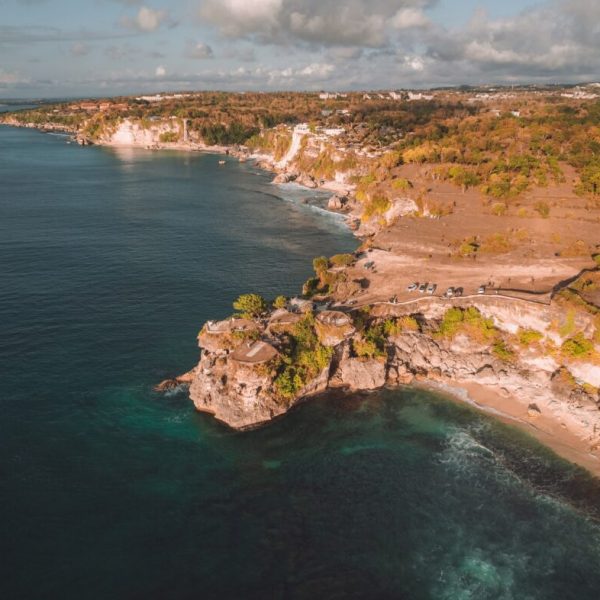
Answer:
[2,125,600,600]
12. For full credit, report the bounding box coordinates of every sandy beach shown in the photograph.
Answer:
[421,380,600,477]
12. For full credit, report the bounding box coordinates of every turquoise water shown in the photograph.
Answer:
[2,126,600,599]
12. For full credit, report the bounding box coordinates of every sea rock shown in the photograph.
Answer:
[273,172,293,184]
[297,174,318,189]
[327,194,348,210]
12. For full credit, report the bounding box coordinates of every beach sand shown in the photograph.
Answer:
[421,380,600,477]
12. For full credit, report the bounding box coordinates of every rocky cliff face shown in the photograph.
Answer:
[187,306,600,448]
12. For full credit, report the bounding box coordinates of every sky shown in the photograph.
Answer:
[0,0,599,98]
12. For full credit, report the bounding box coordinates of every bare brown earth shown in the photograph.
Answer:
[337,166,599,308]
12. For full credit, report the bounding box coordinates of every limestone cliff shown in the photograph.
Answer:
[186,301,600,451]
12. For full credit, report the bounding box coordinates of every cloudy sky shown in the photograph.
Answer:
[1,0,599,98]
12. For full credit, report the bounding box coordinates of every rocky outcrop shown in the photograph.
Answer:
[334,357,386,390]
[189,351,329,429]
[185,306,600,453]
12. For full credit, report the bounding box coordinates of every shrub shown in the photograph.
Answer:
[312,256,329,279]
[353,338,380,358]
[383,316,419,335]
[518,329,543,345]
[391,178,412,191]
[274,314,333,398]
[491,202,507,216]
[493,339,515,362]
[273,295,288,309]
[458,239,479,257]
[330,253,354,267]
[534,201,550,218]
[437,307,496,341]
[159,131,179,143]
[232,293,268,318]
[561,334,594,358]
[362,195,390,221]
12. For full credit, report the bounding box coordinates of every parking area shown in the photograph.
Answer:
[342,248,580,307]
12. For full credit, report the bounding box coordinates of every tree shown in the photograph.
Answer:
[312,256,329,285]
[233,294,268,318]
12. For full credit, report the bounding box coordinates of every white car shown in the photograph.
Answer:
[418,282,428,293]
[478,285,486,294]
[407,282,419,292]
[427,284,437,295]
[445,287,454,298]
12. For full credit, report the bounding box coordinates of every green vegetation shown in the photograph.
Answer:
[491,202,508,216]
[517,328,544,345]
[436,307,497,342]
[274,313,333,398]
[273,295,288,309]
[232,294,268,318]
[383,316,419,335]
[362,195,391,221]
[561,333,594,359]
[534,201,550,218]
[391,178,412,191]
[159,131,179,143]
[329,253,355,267]
[303,255,347,297]
[492,339,516,362]
[558,309,577,337]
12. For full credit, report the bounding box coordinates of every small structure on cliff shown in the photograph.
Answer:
[198,318,261,353]
[315,310,356,346]
[267,310,302,333]
[231,341,279,365]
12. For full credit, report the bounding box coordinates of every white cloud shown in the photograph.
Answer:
[200,0,437,47]
[185,41,214,59]
[121,6,168,32]
[155,65,166,76]
[392,8,429,29]
[70,42,90,57]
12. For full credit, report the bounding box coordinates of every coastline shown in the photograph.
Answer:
[6,123,600,479]
[421,380,600,477]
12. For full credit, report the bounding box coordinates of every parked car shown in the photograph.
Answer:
[407,282,419,292]
[478,285,486,294]
[418,282,428,293]
[427,284,437,295]
[454,287,464,297]
[445,287,454,298]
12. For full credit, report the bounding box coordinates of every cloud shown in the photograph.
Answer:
[423,0,600,78]
[391,8,429,29]
[71,42,90,57]
[185,41,214,59]
[121,6,168,32]
[0,69,20,84]
[199,0,437,48]
[155,65,166,77]
[0,25,131,45]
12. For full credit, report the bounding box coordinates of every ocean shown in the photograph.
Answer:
[2,125,600,599]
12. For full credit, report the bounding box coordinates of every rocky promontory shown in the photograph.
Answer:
[183,283,600,464]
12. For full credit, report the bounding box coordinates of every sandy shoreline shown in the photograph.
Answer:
[419,379,600,477]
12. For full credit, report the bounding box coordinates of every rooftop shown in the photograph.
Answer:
[231,341,279,365]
